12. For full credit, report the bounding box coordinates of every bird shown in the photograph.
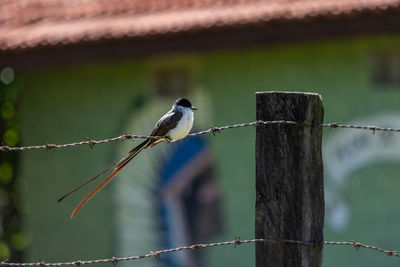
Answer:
[58,98,197,218]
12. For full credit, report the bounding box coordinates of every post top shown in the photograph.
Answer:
[255,91,321,97]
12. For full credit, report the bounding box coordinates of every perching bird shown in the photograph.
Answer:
[58,98,197,218]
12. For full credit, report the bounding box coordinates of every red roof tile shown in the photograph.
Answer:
[1,0,399,51]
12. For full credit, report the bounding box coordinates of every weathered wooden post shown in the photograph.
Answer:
[255,92,324,267]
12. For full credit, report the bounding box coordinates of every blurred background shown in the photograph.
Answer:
[1,0,400,266]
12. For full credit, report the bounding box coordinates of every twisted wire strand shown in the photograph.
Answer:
[0,238,398,266]
[1,120,399,152]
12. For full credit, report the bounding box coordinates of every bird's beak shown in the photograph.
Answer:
[191,106,198,110]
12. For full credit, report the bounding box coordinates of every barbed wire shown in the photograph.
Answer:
[0,120,398,152]
[1,120,400,152]
[0,238,398,266]
[324,240,400,257]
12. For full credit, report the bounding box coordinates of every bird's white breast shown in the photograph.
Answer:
[168,109,194,141]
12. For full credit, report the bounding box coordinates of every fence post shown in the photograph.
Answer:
[255,92,324,267]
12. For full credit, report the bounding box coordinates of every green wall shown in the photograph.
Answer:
[18,34,400,266]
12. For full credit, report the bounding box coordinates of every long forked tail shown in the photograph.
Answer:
[115,139,150,171]
[70,139,150,218]
[57,162,117,203]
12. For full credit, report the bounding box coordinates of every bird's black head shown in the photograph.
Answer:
[174,98,197,110]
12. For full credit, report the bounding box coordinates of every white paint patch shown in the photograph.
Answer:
[324,113,400,232]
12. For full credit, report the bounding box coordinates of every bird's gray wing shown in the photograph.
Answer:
[150,110,183,137]
[145,110,183,147]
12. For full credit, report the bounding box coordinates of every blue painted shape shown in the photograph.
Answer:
[157,135,206,267]
[159,136,205,186]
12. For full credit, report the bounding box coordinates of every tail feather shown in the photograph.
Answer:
[57,162,117,203]
[115,139,150,171]
[69,139,150,218]
[70,168,122,218]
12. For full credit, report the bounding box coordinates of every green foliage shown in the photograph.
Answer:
[0,68,25,262]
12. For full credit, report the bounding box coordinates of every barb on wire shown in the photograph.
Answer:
[0,238,398,266]
[324,240,400,257]
[2,120,400,152]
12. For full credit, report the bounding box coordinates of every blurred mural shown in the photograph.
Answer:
[1,1,400,267]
